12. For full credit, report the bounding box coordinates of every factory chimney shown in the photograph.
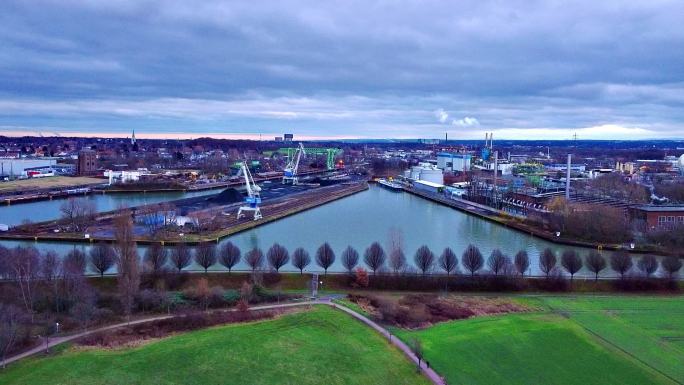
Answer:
[565,154,571,199]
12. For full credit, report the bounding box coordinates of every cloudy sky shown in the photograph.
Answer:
[1,0,683,140]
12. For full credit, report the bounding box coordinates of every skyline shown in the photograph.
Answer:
[2,0,684,140]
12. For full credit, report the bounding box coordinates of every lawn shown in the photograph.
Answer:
[395,296,682,385]
[0,176,104,193]
[532,295,684,383]
[0,306,429,385]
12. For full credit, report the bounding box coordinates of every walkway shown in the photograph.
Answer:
[1,299,445,385]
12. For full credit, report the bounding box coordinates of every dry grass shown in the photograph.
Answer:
[0,176,105,192]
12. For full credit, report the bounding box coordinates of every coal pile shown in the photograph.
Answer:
[211,188,244,204]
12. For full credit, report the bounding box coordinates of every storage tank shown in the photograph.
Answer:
[419,168,444,185]
[410,166,422,180]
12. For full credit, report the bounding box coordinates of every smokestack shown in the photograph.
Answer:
[493,150,499,206]
[490,133,494,149]
[565,154,571,199]
[445,132,448,143]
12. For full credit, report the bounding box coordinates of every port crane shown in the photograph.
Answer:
[283,142,306,185]
[236,161,262,220]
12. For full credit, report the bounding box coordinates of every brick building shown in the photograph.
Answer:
[632,205,684,230]
[77,149,98,176]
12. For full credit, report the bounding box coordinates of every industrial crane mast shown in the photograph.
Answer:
[283,142,306,185]
[237,161,262,220]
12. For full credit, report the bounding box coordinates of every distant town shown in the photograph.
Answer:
[1,133,683,253]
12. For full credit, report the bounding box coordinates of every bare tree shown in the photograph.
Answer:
[414,245,435,275]
[389,249,407,274]
[315,243,336,275]
[245,247,264,271]
[364,242,386,275]
[0,245,9,280]
[170,242,192,273]
[114,211,140,321]
[561,250,583,282]
[539,248,557,278]
[341,246,359,273]
[144,242,168,274]
[438,247,458,275]
[219,242,241,273]
[267,243,290,272]
[487,249,509,276]
[661,256,682,279]
[387,227,405,273]
[59,197,96,232]
[40,250,61,282]
[514,250,530,277]
[586,251,607,281]
[0,304,24,368]
[64,248,87,276]
[610,250,632,279]
[195,242,217,273]
[90,242,115,277]
[9,246,40,316]
[292,247,311,274]
[637,255,658,277]
[462,244,483,277]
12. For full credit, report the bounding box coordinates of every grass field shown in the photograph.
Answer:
[532,295,684,383]
[0,176,104,193]
[394,295,684,385]
[0,306,429,385]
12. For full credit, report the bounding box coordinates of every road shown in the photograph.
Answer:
[1,298,445,385]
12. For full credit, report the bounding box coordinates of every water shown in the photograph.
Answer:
[0,185,668,277]
[0,189,222,226]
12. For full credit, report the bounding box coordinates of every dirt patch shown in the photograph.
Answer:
[348,293,531,329]
[75,307,299,349]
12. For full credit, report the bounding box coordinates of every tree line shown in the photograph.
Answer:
[3,240,681,281]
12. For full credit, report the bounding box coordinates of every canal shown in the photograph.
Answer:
[0,185,665,277]
[0,189,223,226]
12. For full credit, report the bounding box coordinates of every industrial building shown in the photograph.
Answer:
[436,152,472,172]
[404,163,444,185]
[77,150,98,176]
[0,158,57,178]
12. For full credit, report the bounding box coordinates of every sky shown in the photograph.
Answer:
[1,0,683,140]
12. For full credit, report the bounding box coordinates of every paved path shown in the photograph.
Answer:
[2,299,445,385]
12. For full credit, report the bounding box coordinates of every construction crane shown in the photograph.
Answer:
[283,142,306,184]
[236,161,262,220]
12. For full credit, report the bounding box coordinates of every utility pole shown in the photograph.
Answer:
[565,154,571,199]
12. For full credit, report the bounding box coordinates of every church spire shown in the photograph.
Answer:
[131,129,136,145]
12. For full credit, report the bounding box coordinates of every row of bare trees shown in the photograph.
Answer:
[132,241,684,281]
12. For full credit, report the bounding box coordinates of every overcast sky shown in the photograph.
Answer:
[1,0,683,140]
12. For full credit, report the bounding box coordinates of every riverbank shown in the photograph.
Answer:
[0,181,369,245]
[403,186,677,257]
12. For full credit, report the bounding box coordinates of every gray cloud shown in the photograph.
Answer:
[0,0,683,138]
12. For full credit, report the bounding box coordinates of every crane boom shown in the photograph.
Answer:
[237,161,262,220]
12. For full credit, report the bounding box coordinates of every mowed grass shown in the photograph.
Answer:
[0,306,429,385]
[0,176,104,192]
[395,305,677,385]
[533,295,684,383]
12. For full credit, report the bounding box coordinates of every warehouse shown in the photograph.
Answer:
[0,158,57,178]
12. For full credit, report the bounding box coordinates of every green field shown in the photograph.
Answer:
[0,306,429,385]
[394,295,684,385]
[534,295,684,383]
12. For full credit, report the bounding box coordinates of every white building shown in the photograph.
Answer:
[104,169,150,185]
[0,158,57,178]
[404,164,444,184]
[436,152,472,172]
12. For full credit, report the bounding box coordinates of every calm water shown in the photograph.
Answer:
[0,186,667,277]
[0,189,222,226]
